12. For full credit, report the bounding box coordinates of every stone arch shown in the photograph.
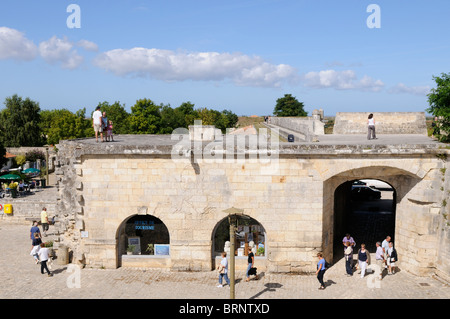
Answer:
[211,215,267,271]
[115,213,171,268]
[322,165,423,264]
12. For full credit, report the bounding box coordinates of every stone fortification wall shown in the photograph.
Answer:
[53,136,449,280]
[269,116,324,141]
[333,112,428,135]
[435,156,450,282]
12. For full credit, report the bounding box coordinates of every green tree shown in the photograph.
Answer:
[159,104,187,134]
[129,99,162,134]
[177,102,197,127]
[0,95,43,147]
[0,142,6,168]
[427,73,450,141]
[40,108,93,145]
[273,94,307,117]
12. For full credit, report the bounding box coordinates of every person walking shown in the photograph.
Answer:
[217,252,230,288]
[375,241,385,280]
[37,243,52,277]
[316,253,326,290]
[344,241,353,276]
[30,221,41,243]
[387,242,398,275]
[357,244,370,278]
[41,207,49,236]
[245,249,258,281]
[30,232,42,264]
[367,113,376,140]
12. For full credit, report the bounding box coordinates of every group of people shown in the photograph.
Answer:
[315,234,398,290]
[92,106,114,143]
[215,249,259,288]
[342,234,398,280]
[29,208,53,277]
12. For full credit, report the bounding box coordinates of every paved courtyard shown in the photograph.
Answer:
[0,223,448,300]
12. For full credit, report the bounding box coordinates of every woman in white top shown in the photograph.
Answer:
[367,113,376,140]
[217,252,230,287]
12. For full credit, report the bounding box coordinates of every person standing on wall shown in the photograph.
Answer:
[92,106,103,143]
[367,113,377,140]
[102,111,109,142]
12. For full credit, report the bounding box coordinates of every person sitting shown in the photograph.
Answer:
[18,180,25,195]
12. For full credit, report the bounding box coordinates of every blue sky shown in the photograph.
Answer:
[1,0,449,116]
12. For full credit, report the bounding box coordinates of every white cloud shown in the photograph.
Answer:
[77,39,99,52]
[0,27,38,61]
[303,69,384,92]
[388,83,430,96]
[93,47,298,87]
[39,36,83,69]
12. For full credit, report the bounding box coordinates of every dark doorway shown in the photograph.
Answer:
[333,179,396,262]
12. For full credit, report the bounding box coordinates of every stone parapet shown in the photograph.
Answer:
[333,112,428,135]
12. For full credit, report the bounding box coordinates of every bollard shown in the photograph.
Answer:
[57,246,69,265]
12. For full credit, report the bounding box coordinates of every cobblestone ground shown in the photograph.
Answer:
[0,223,448,300]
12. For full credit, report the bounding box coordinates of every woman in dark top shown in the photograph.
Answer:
[357,244,370,278]
[246,251,258,281]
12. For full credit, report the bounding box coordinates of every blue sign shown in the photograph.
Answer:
[134,220,154,230]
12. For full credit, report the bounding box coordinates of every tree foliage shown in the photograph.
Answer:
[427,73,450,141]
[273,94,307,117]
[40,108,93,145]
[0,94,239,146]
[0,94,43,147]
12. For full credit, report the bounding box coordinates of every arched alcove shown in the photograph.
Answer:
[211,215,267,269]
[116,214,170,267]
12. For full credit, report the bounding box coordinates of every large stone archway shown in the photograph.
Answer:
[322,164,441,276]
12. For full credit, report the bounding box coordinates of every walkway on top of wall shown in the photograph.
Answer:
[62,133,443,147]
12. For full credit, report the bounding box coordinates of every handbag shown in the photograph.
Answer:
[218,265,225,274]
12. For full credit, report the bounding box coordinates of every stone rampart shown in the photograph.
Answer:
[269,116,324,141]
[53,135,449,279]
[333,112,428,135]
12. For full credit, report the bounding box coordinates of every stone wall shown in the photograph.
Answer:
[54,136,450,279]
[0,197,57,224]
[269,116,324,141]
[333,112,428,135]
[435,156,450,282]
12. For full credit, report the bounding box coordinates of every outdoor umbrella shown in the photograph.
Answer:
[22,168,41,174]
[0,174,21,180]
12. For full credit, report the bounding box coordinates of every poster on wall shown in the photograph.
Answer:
[128,237,141,254]
[154,244,170,256]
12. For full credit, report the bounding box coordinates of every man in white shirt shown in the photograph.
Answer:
[92,106,103,142]
[38,243,52,277]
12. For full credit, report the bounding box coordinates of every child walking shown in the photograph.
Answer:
[38,243,52,277]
